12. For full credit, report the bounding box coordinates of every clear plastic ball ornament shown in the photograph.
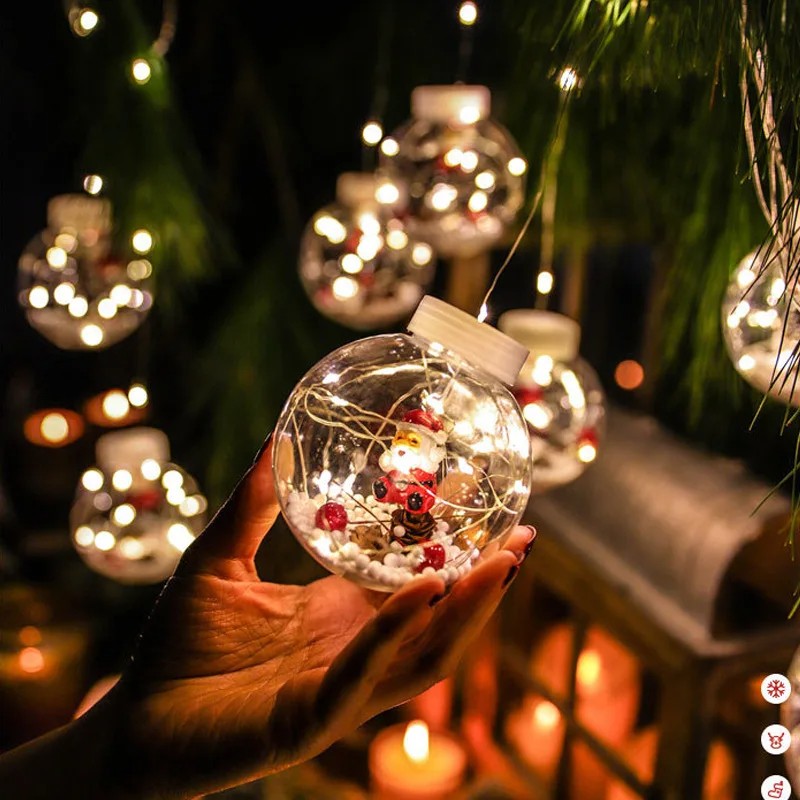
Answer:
[273,295,532,592]
[18,195,153,350]
[71,428,207,584]
[499,310,606,493]
[381,85,526,257]
[722,249,799,405]
[299,173,435,330]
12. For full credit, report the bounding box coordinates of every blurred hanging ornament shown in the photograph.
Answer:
[71,427,207,584]
[273,295,532,592]
[381,85,526,257]
[18,195,153,350]
[299,173,435,330]
[499,310,605,493]
[722,248,799,405]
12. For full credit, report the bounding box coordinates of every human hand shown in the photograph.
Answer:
[4,438,535,800]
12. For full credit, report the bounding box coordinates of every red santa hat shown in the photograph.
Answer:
[399,409,447,445]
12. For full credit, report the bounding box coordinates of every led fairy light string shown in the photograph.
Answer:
[297,364,520,513]
[533,68,578,309]
[360,3,395,166]
[456,2,479,81]
[290,377,520,558]
[737,0,800,410]
[477,73,578,321]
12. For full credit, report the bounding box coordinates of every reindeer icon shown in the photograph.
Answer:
[767,730,785,750]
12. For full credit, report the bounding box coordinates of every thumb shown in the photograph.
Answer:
[180,435,280,573]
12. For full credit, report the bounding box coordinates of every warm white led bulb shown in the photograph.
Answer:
[458,1,478,25]
[131,59,152,84]
[361,121,383,146]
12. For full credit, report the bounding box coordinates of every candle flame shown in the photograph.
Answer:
[577,649,603,689]
[532,700,561,730]
[403,720,430,763]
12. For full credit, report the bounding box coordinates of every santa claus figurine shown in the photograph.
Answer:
[373,409,447,544]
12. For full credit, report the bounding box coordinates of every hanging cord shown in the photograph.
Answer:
[478,91,573,319]
[153,0,179,57]
[534,93,571,309]
[361,1,395,170]
[456,3,477,82]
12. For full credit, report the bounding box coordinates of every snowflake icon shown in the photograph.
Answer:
[767,679,786,700]
[761,673,792,705]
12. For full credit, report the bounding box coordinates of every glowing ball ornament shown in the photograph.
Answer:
[381,85,526,257]
[299,173,435,330]
[722,248,799,405]
[273,295,533,592]
[71,428,207,584]
[18,195,153,350]
[499,310,605,493]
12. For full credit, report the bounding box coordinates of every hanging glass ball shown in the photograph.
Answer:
[499,310,606,493]
[722,248,798,405]
[273,296,532,592]
[18,195,153,350]
[71,428,207,584]
[299,173,435,330]
[381,85,526,257]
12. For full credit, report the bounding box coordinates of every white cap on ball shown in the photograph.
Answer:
[96,427,170,473]
[498,309,581,363]
[408,295,529,386]
[47,194,112,233]
[411,85,491,125]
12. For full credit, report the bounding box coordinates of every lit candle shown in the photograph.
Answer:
[531,624,640,745]
[369,719,467,800]
[526,624,641,799]
[605,726,735,800]
[504,696,565,781]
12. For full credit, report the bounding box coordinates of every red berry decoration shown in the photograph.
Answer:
[315,502,348,532]
[514,386,544,407]
[416,543,446,572]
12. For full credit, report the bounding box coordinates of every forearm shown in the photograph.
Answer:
[0,687,152,800]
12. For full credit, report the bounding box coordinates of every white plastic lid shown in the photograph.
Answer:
[407,295,529,386]
[498,309,581,362]
[411,85,491,125]
[336,173,380,207]
[96,427,170,472]
[48,195,112,233]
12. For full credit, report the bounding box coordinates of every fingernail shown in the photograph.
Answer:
[502,564,519,588]
[428,593,445,607]
[253,432,273,464]
[524,528,537,558]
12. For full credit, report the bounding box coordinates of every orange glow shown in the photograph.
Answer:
[24,409,84,448]
[19,626,42,647]
[19,647,45,674]
[532,699,561,730]
[614,360,645,390]
[577,649,603,689]
[84,389,148,428]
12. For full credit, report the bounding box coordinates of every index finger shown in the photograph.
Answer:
[180,435,280,573]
